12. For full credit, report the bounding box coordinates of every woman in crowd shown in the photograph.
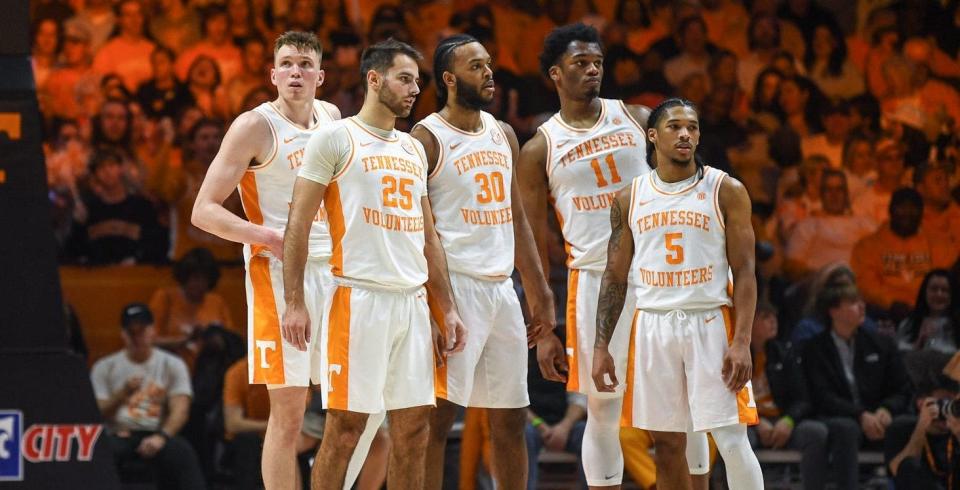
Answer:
[897,270,959,353]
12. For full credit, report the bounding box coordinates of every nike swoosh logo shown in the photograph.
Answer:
[450,141,463,150]
[555,140,568,148]
[636,199,653,206]
[283,136,298,144]
[603,473,620,480]
[359,140,375,147]
[705,315,717,324]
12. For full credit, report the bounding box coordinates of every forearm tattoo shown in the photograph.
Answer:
[596,199,628,349]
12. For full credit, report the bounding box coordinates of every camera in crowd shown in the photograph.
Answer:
[936,397,960,420]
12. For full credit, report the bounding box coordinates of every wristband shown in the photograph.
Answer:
[531,417,545,428]
[780,416,795,428]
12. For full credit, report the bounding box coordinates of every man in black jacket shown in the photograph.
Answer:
[749,303,828,490]
[804,284,911,489]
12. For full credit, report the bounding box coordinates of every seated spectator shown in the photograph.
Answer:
[897,270,959,353]
[885,355,960,488]
[91,99,145,189]
[784,169,876,281]
[791,263,878,344]
[90,303,204,489]
[91,0,156,93]
[772,155,827,245]
[738,14,782,97]
[851,137,908,224]
[136,46,194,121]
[852,188,940,314]
[148,0,200,54]
[175,6,242,82]
[219,37,267,119]
[44,22,100,121]
[841,133,876,198]
[775,75,824,142]
[222,357,270,490]
[664,16,712,89]
[916,162,960,265]
[804,21,864,100]
[154,118,240,262]
[71,149,165,264]
[150,247,235,363]
[749,303,828,490]
[65,0,114,51]
[525,348,587,489]
[185,55,222,118]
[800,100,851,169]
[804,285,910,489]
[32,17,59,94]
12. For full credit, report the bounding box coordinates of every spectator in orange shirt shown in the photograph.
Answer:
[218,37,268,119]
[149,247,235,362]
[852,188,937,316]
[32,17,59,95]
[45,22,100,121]
[175,6,243,83]
[92,0,156,94]
[222,358,271,490]
[915,162,960,266]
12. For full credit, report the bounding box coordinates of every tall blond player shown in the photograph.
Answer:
[191,31,338,490]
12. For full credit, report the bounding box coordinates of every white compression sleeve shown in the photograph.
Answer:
[582,396,625,486]
[342,411,386,490]
[709,424,763,490]
[686,430,710,475]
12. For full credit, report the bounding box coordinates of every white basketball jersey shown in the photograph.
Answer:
[416,112,514,278]
[324,117,429,289]
[628,166,732,310]
[240,100,335,259]
[540,99,650,271]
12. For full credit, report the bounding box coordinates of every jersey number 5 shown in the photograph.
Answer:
[665,232,684,265]
[475,171,506,204]
[590,154,621,188]
[382,176,414,210]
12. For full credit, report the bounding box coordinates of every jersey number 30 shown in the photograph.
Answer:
[475,171,506,204]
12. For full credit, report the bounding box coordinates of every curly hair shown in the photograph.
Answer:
[538,22,603,79]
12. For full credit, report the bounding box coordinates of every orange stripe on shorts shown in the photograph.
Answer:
[721,305,759,425]
[327,286,352,410]
[565,269,580,392]
[428,293,448,400]
[249,256,285,384]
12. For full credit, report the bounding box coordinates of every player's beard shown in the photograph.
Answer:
[455,77,491,110]
[378,85,413,117]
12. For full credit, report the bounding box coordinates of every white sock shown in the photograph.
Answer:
[709,424,763,490]
[686,430,710,475]
[582,396,625,485]
[342,411,385,490]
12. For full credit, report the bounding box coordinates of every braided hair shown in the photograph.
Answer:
[646,97,704,179]
[433,34,479,108]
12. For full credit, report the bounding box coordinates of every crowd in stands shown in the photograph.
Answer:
[33,0,960,488]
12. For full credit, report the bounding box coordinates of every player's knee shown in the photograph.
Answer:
[488,409,526,444]
[325,412,369,448]
[651,432,686,457]
[428,402,459,442]
[710,425,750,457]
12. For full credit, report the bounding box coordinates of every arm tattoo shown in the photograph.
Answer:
[596,199,628,349]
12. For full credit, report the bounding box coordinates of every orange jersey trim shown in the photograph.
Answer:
[428,293,449,400]
[722,305,759,426]
[239,172,267,256]
[325,182,346,277]
[621,310,639,427]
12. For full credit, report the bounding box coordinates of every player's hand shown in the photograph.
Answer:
[770,418,793,449]
[875,407,893,427]
[721,341,752,392]
[136,434,167,458]
[527,304,557,348]
[265,228,284,260]
[592,346,618,392]
[432,321,447,368]
[444,313,467,354]
[281,300,310,351]
[536,334,568,383]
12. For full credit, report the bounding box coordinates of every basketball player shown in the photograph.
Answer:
[191,31,340,490]
[282,39,467,490]
[515,23,654,489]
[411,34,556,490]
[592,98,763,490]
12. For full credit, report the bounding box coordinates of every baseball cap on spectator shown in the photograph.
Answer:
[121,303,154,329]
